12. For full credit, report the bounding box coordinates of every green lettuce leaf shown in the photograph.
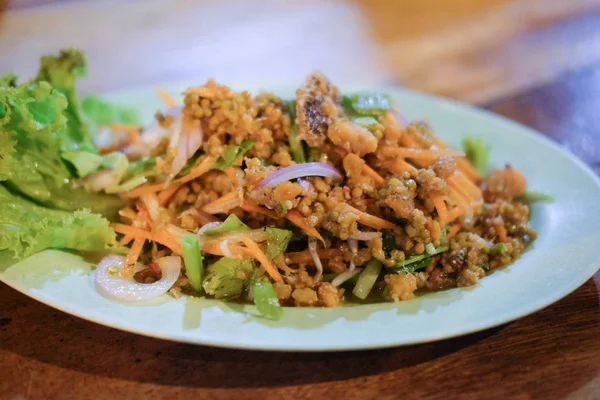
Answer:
[202,214,249,236]
[212,140,255,170]
[0,80,123,217]
[62,151,104,178]
[202,257,253,299]
[82,95,139,127]
[0,73,17,88]
[0,185,115,259]
[35,48,96,153]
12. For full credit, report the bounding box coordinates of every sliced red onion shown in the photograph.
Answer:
[308,238,323,283]
[331,267,363,287]
[220,240,234,258]
[169,121,204,179]
[197,221,223,236]
[95,255,181,302]
[297,178,316,196]
[348,238,358,271]
[125,106,183,158]
[254,162,342,191]
[349,232,382,241]
[140,193,160,221]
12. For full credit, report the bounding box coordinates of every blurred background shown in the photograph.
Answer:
[1,0,599,171]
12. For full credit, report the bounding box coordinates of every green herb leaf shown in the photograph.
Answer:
[202,214,249,236]
[344,92,391,117]
[212,140,255,170]
[82,95,139,127]
[353,258,383,300]
[286,100,306,164]
[264,227,293,260]
[382,233,397,258]
[61,151,104,178]
[181,233,204,293]
[388,246,449,274]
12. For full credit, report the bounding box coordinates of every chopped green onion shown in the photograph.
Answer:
[180,233,204,293]
[352,116,379,129]
[519,191,555,203]
[495,242,508,255]
[253,278,283,320]
[286,100,306,164]
[344,92,391,116]
[382,233,397,258]
[353,259,383,300]
[212,140,255,170]
[425,243,436,255]
[462,136,490,175]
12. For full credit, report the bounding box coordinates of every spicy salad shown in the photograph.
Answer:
[0,49,547,320]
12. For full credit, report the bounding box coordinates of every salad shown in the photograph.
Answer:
[0,49,547,320]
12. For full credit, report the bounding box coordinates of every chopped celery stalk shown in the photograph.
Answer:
[253,278,283,320]
[286,100,306,163]
[353,259,382,300]
[519,191,555,203]
[181,233,204,293]
[425,243,436,255]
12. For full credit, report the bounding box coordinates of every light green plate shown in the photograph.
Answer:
[2,83,600,351]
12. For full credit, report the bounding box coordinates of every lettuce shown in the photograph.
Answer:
[0,185,115,259]
[0,80,123,217]
[82,95,139,127]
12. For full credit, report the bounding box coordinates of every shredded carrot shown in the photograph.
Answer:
[241,237,282,282]
[454,172,482,201]
[456,157,482,182]
[399,134,420,149]
[202,240,248,258]
[447,175,475,203]
[447,223,461,239]
[202,191,241,214]
[494,222,509,243]
[448,186,473,218]
[381,159,418,175]
[431,193,448,224]
[284,249,343,265]
[336,204,396,230]
[380,146,464,160]
[241,199,278,219]
[446,206,464,223]
[118,235,134,246]
[155,88,177,108]
[111,224,183,255]
[285,209,325,242]
[157,184,181,206]
[125,237,145,266]
[428,220,442,241]
[361,164,386,186]
[126,157,215,198]
[224,167,237,180]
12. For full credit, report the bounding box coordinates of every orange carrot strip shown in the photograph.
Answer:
[195,209,220,225]
[399,134,420,149]
[379,147,464,160]
[361,164,386,186]
[118,235,134,246]
[456,157,482,182]
[454,172,482,201]
[241,237,283,282]
[224,167,237,180]
[494,222,509,243]
[202,191,241,214]
[125,237,145,266]
[241,199,278,219]
[157,184,181,206]
[286,210,324,242]
[111,224,183,255]
[155,88,177,108]
[447,223,461,239]
[202,240,248,258]
[447,175,475,203]
[336,204,396,230]
[381,159,418,175]
[431,193,448,224]
[446,206,464,223]
[127,157,215,198]
[448,187,473,218]
[284,249,343,265]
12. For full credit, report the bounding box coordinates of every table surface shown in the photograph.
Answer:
[1,1,600,399]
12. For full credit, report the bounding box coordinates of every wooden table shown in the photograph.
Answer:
[1,1,599,398]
